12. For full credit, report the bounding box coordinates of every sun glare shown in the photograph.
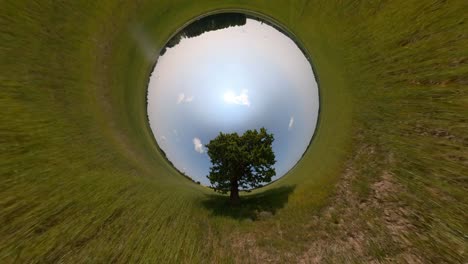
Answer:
[223,91,235,103]
[147,15,318,184]
[222,89,251,106]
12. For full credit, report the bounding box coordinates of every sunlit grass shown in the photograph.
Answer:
[1,0,466,262]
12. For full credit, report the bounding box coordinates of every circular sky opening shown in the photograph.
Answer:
[147,13,319,186]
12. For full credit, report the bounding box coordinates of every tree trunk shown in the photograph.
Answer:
[229,178,240,206]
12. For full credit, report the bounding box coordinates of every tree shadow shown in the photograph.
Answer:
[201,185,296,220]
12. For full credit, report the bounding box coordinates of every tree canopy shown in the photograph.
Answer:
[206,128,276,205]
[160,13,247,55]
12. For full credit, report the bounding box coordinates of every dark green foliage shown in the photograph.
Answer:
[160,13,247,55]
[183,13,246,38]
[206,128,276,204]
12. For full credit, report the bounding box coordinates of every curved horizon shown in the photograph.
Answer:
[147,17,319,184]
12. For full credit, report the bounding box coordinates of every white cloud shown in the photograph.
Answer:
[177,93,194,104]
[288,116,295,130]
[223,89,250,106]
[161,136,167,141]
[177,93,184,104]
[193,137,205,154]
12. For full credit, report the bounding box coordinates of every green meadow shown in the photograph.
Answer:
[1,0,467,262]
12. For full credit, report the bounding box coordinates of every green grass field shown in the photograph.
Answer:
[1,0,467,262]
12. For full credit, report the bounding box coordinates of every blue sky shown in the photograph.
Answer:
[147,18,319,185]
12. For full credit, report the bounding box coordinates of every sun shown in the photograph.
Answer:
[223,91,235,103]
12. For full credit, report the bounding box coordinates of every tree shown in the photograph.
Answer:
[160,13,247,55]
[206,128,276,205]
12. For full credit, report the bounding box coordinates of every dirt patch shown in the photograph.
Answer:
[370,172,416,245]
[298,145,423,263]
[298,165,368,263]
[213,144,427,263]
